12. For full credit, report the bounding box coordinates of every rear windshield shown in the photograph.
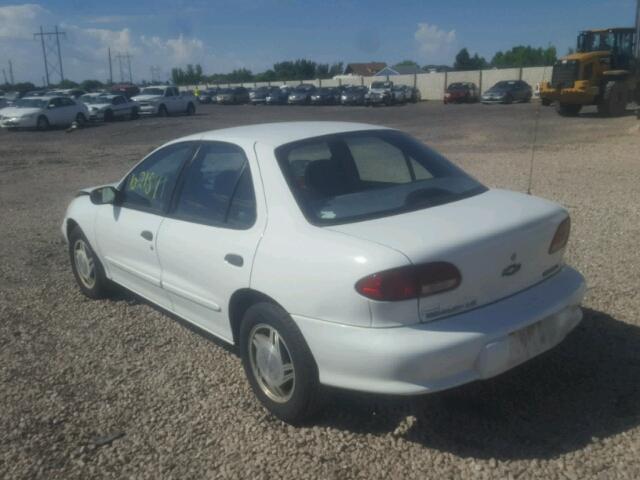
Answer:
[275,130,487,225]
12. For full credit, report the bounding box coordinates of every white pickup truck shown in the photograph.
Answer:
[132,86,196,116]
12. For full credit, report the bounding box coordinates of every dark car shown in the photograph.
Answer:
[288,84,316,105]
[340,86,367,105]
[249,86,278,105]
[482,80,532,104]
[216,87,250,105]
[265,87,291,105]
[402,85,422,103]
[444,82,479,104]
[310,87,339,105]
[198,88,219,104]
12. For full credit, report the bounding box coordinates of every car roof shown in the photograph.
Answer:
[195,122,391,147]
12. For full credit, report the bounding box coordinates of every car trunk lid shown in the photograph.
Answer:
[327,189,568,323]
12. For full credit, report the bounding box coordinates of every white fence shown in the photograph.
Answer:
[184,65,554,101]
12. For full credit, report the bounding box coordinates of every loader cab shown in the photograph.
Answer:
[577,28,636,70]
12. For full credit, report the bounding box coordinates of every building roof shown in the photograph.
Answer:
[343,62,387,76]
[375,65,423,76]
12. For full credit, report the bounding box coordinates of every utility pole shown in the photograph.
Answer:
[635,0,640,61]
[115,52,133,83]
[34,25,66,86]
[2,69,8,84]
[108,47,113,85]
[8,60,14,84]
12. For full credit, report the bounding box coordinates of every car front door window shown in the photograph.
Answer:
[121,143,196,214]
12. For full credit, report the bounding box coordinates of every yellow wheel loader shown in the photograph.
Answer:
[540,26,640,117]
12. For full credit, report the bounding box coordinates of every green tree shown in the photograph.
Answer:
[491,45,557,68]
[454,48,487,71]
[394,60,420,69]
[80,79,104,92]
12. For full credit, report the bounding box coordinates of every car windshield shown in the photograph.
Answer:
[140,88,165,95]
[447,83,468,91]
[370,82,391,89]
[14,98,48,108]
[276,130,487,225]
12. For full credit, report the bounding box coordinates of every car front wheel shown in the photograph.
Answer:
[240,302,321,424]
[68,226,111,299]
[37,115,49,130]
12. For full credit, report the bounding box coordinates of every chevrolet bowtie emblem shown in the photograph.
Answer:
[502,263,522,277]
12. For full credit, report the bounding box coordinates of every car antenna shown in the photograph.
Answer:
[526,99,542,195]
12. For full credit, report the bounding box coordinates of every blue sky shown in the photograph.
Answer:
[0,0,637,83]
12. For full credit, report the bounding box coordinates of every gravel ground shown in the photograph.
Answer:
[1,102,639,479]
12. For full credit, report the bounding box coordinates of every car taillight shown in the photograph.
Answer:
[355,262,461,301]
[549,217,571,254]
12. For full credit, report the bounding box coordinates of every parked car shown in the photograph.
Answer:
[391,85,407,104]
[0,95,88,130]
[132,86,196,116]
[111,83,140,99]
[287,84,316,105]
[444,82,479,104]
[365,81,394,106]
[340,86,367,105]
[0,98,7,109]
[62,121,585,424]
[80,93,139,121]
[403,85,422,103]
[198,88,218,104]
[310,87,339,105]
[249,87,276,105]
[482,80,532,104]
[216,87,250,105]
[49,88,86,99]
[265,87,291,105]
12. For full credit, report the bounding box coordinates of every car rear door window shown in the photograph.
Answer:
[172,142,256,228]
[120,142,196,214]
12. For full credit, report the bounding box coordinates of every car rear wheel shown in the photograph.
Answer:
[130,107,139,120]
[186,102,195,115]
[68,226,111,299]
[36,115,49,131]
[240,302,321,424]
[75,113,87,127]
[158,104,168,117]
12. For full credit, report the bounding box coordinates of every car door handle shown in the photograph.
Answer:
[140,230,153,241]
[224,254,243,267]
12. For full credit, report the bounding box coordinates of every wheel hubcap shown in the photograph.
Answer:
[249,324,295,403]
[74,239,95,289]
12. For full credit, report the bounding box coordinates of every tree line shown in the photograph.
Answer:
[0,45,558,91]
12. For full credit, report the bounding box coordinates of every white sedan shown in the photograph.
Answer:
[62,122,585,423]
[80,93,139,122]
[0,96,89,130]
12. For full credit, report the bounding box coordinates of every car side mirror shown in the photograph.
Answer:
[90,186,119,205]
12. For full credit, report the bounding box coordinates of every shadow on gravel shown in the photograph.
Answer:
[318,308,640,460]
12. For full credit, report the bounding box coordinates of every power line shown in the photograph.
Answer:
[115,52,133,83]
[34,25,66,86]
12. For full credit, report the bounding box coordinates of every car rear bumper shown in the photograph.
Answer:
[293,266,586,395]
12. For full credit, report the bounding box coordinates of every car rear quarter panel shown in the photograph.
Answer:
[250,141,413,328]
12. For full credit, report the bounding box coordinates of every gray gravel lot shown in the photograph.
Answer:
[1,102,640,479]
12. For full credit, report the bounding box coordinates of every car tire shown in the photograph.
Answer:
[104,109,114,122]
[68,226,111,299]
[504,94,513,105]
[186,102,195,115]
[75,113,87,127]
[598,81,628,117]
[36,115,49,131]
[130,107,139,120]
[541,98,552,107]
[239,302,321,424]
[158,105,168,117]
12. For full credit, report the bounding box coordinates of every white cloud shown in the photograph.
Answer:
[414,23,457,62]
[0,3,230,84]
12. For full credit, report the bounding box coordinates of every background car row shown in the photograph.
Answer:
[444,80,533,104]
[194,83,421,106]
